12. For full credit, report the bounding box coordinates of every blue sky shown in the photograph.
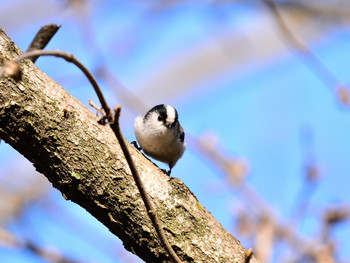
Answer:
[1,1,350,262]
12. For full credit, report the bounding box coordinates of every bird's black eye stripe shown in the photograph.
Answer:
[145,104,167,120]
[175,108,178,123]
[144,104,168,123]
[158,111,167,123]
[179,131,185,142]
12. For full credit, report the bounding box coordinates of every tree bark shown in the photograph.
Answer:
[0,27,259,263]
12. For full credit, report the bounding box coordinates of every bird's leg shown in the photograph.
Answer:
[160,168,172,176]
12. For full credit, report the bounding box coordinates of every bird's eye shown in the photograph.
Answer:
[158,116,163,121]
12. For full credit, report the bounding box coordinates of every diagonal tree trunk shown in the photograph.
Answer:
[0,27,259,263]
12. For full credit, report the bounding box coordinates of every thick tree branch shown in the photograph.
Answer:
[0,27,259,263]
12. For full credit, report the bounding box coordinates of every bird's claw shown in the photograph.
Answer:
[131,141,142,151]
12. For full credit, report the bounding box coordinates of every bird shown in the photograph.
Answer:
[133,104,186,174]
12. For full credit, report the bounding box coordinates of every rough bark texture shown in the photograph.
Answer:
[0,27,260,263]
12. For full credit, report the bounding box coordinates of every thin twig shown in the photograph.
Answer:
[88,99,106,117]
[95,65,151,114]
[10,50,113,122]
[262,0,340,88]
[26,24,61,63]
[111,106,182,263]
[0,228,82,263]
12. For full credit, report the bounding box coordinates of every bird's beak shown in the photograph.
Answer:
[166,122,176,129]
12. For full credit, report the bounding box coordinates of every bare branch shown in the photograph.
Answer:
[26,24,61,63]
[262,0,341,89]
[0,228,83,263]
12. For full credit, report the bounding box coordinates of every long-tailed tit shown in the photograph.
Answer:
[134,104,186,174]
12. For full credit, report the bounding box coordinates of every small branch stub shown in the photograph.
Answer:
[245,248,254,263]
[26,23,61,63]
[2,61,22,81]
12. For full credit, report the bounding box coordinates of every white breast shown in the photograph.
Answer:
[134,115,185,168]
